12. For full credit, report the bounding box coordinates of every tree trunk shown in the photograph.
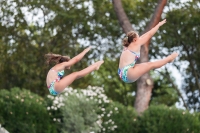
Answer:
[135,0,167,114]
[112,0,134,33]
[112,0,167,114]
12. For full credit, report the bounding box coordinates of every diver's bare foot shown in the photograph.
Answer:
[95,61,104,70]
[168,52,178,63]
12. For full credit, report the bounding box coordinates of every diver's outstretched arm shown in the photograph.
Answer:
[137,19,166,46]
[57,47,91,70]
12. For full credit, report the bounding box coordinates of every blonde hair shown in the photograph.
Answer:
[122,31,138,47]
[45,53,70,65]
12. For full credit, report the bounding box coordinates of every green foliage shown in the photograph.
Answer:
[48,87,131,133]
[60,94,100,133]
[101,101,138,133]
[101,104,200,133]
[0,0,160,97]
[47,86,118,133]
[123,0,159,32]
[152,1,200,111]
[138,105,200,133]
[0,87,57,133]
[150,71,179,106]
[0,0,121,96]
[46,86,200,133]
[0,86,199,133]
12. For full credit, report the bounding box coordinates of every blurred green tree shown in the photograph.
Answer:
[0,0,199,112]
[155,1,200,111]
[0,0,121,96]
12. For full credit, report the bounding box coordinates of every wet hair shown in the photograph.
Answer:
[45,53,70,65]
[122,31,138,47]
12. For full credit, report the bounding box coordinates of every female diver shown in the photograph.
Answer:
[45,47,104,95]
[118,19,178,83]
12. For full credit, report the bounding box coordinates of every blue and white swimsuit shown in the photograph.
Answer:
[118,49,140,83]
[48,69,65,96]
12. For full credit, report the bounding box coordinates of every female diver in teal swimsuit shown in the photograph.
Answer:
[45,47,104,95]
[118,19,179,83]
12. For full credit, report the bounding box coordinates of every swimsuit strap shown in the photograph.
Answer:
[128,50,140,57]
[50,69,65,78]
[123,47,140,57]
[123,48,140,60]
